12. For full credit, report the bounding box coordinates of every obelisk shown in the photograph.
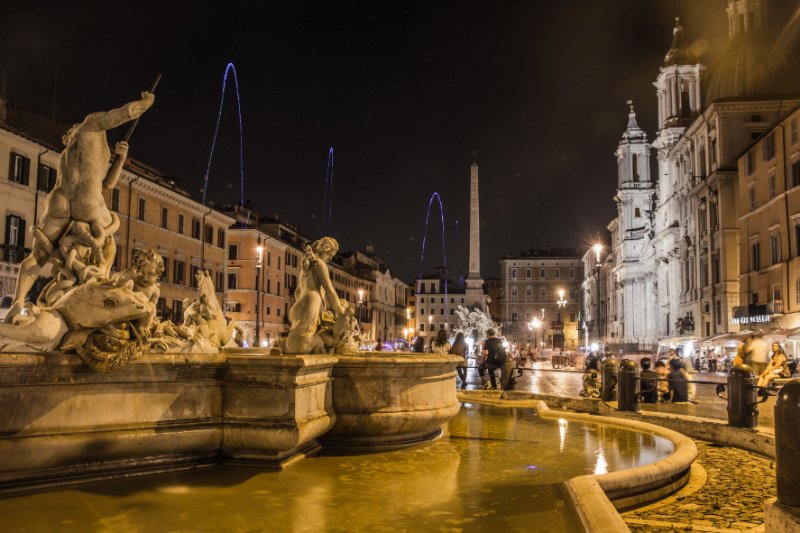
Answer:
[464,154,485,310]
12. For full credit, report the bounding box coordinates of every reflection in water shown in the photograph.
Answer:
[0,403,673,532]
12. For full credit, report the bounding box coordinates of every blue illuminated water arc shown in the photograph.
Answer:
[419,192,448,306]
[202,62,246,218]
[320,147,334,236]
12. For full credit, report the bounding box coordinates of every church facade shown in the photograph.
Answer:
[585,0,800,351]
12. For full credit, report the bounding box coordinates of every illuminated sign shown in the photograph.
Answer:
[731,315,771,325]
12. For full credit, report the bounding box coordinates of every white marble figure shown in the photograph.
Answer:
[453,304,498,349]
[0,277,152,353]
[5,92,154,323]
[284,237,358,355]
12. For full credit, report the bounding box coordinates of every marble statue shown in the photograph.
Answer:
[453,304,498,349]
[283,237,359,355]
[6,92,154,323]
[0,90,244,370]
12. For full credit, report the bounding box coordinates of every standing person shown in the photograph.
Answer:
[412,335,425,353]
[431,329,451,354]
[450,332,469,389]
[757,342,790,387]
[655,360,670,401]
[639,358,659,403]
[708,350,718,373]
[479,328,505,390]
[748,333,770,376]
[668,358,689,402]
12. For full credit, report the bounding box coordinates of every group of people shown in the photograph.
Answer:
[420,328,507,390]
[735,333,792,387]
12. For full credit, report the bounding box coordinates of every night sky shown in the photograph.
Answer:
[1,1,799,282]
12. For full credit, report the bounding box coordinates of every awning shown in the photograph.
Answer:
[764,328,800,340]
[658,335,701,346]
[699,330,755,345]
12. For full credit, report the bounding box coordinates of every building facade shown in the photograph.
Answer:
[500,249,583,349]
[586,1,800,352]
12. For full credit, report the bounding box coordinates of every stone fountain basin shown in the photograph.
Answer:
[323,352,463,451]
[0,350,462,494]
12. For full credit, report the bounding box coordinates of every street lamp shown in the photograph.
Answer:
[593,243,603,265]
[556,289,567,349]
[591,243,603,347]
[528,317,541,354]
[255,236,264,348]
[428,314,433,351]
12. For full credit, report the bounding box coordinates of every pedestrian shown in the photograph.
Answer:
[748,333,770,376]
[757,342,790,388]
[639,358,659,403]
[655,360,669,401]
[668,358,689,403]
[431,329,451,354]
[412,336,425,353]
[450,332,469,389]
[708,350,718,373]
[374,338,383,351]
[478,328,505,390]
[579,356,601,398]
[693,349,702,372]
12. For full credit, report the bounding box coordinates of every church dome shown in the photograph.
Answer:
[703,31,800,103]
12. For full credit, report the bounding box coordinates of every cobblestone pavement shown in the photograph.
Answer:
[460,363,777,429]
[623,440,776,532]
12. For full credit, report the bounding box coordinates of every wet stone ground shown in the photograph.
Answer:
[623,441,775,532]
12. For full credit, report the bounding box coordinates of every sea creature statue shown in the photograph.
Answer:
[282,237,359,355]
[0,277,152,360]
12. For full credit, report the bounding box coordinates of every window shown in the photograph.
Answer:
[771,234,781,264]
[137,197,146,221]
[111,188,121,212]
[217,228,225,249]
[440,308,444,315]
[554,269,560,279]
[205,224,213,244]
[266,306,271,316]
[539,286,546,298]
[634,207,641,217]
[511,268,517,279]
[569,268,575,278]
[191,218,201,239]
[227,272,238,289]
[770,175,776,199]
[763,133,775,161]
[37,164,56,192]
[716,300,722,325]
[5,214,25,248]
[8,153,29,185]
[420,297,424,304]
[525,286,532,303]
[178,214,185,234]
[160,256,169,281]
[278,256,282,270]
[746,149,755,175]
[267,252,271,266]
[712,254,720,284]
[216,272,224,290]
[511,312,518,322]
[173,261,185,285]
[161,207,169,229]
[751,241,761,271]
[420,324,425,332]
[556,312,562,323]
[157,298,168,320]
[190,265,199,287]
[266,277,271,293]
[569,312,576,322]
[172,299,184,322]
[526,268,531,279]
[748,187,756,211]
[540,268,546,278]
[793,162,800,188]
[277,281,281,296]
[228,244,238,260]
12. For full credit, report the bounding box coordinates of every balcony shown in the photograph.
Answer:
[768,300,784,316]
[732,303,774,326]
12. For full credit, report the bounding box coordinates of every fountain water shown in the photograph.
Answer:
[320,146,334,236]
[419,192,449,314]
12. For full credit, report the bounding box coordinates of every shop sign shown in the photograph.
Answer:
[731,315,771,325]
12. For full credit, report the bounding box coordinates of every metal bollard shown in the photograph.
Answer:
[601,356,618,402]
[727,364,758,428]
[617,359,639,412]
[500,355,520,391]
[775,380,800,507]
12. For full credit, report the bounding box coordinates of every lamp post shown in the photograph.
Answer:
[255,237,264,348]
[529,317,541,354]
[592,243,603,347]
[428,314,433,351]
[555,289,568,348]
